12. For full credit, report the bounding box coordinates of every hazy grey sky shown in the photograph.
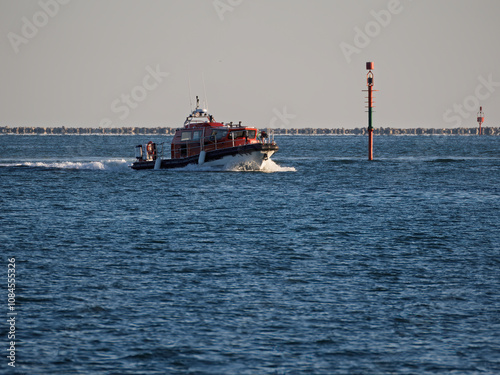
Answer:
[1,0,499,128]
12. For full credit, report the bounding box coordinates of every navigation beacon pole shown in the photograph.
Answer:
[364,62,376,161]
[477,106,485,135]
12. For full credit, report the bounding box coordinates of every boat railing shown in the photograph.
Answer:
[172,138,235,159]
[171,128,277,159]
[262,133,275,144]
[172,133,275,159]
[157,142,165,158]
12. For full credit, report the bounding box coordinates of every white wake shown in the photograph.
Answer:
[228,159,296,173]
[0,159,131,171]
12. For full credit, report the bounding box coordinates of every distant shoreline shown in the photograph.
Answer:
[1,126,498,136]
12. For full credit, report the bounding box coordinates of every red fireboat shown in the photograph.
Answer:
[131,97,278,170]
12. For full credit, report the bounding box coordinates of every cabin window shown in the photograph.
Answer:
[181,132,192,141]
[192,131,201,141]
[231,130,246,139]
[211,130,228,141]
[247,130,256,139]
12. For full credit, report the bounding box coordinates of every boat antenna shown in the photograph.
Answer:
[202,72,209,110]
[188,70,193,111]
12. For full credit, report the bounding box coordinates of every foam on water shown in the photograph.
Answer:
[171,159,296,173]
[0,159,131,171]
[236,159,297,173]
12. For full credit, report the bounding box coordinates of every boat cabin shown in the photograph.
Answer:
[170,96,263,159]
[171,125,260,159]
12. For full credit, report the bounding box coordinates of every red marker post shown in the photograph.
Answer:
[477,107,485,135]
[363,62,376,160]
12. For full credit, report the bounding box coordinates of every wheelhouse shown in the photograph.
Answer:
[171,125,260,159]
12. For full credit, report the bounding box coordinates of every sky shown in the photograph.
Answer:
[1,0,499,129]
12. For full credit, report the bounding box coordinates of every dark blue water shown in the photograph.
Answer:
[1,135,499,374]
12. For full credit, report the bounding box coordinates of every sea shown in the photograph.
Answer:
[1,134,499,375]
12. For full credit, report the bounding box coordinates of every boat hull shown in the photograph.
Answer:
[131,143,278,170]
